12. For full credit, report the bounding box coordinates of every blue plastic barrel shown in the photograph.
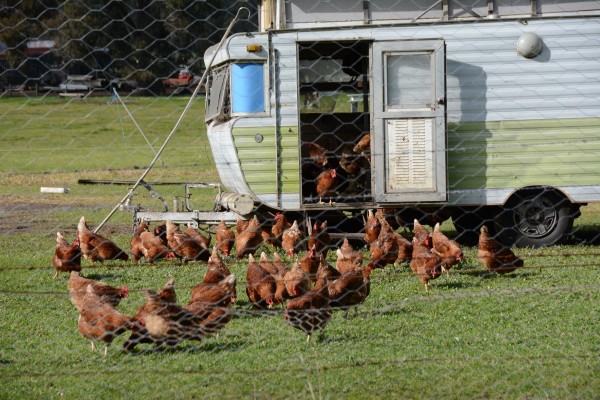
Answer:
[231,63,265,113]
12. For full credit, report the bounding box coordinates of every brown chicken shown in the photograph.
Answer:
[271,253,298,304]
[431,223,463,274]
[260,224,275,248]
[139,231,175,263]
[272,251,286,271]
[338,144,360,175]
[259,251,279,275]
[258,252,290,306]
[185,223,211,249]
[284,258,332,342]
[376,208,401,231]
[68,271,128,312]
[203,246,233,285]
[363,209,381,244]
[235,216,250,236]
[130,222,147,263]
[478,225,524,274]
[394,232,413,264]
[298,245,320,282]
[307,220,331,258]
[283,261,311,299]
[235,216,263,259]
[77,216,129,266]
[317,252,341,282]
[353,132,371,169]
[271,213,292,248]
[410,235,443,291]
[245,254,276,309]
[131,279,206,349]
[335,238,363,275]
[273,271,289,305]
[139,290,205,347]
[77,284,135,356]
[53,232,82,278]
[189,273,237,309]
[153,223,169,247]
[188,247,237,306]
[327,262,373,315]
[215,220,235,257]
[123,278,177,351]
[307,142,329,168]
[156,277,177,303]
[413,219,432,248]
[282,220,304,257]
[353,132,371,154]
[368,219,399,269]
[316,168,339,200]
[185,274,237,336]
[165,219,209,262]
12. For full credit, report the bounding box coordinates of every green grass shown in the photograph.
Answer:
[1,97,599,399]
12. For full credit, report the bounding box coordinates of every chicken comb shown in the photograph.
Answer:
[120,285,129,298]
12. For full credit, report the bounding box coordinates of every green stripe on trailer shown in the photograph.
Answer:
[448,117,600,190]
[231,126,300,195]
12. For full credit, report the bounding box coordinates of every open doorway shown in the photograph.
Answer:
[298,40,372,205]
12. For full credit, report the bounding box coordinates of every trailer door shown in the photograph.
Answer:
[372,40,446,203]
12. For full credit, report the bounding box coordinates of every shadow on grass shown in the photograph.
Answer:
[179,338,248,354]
[470,269,536,280]
[126,338,247,356]
[233,304,284,320]
[319,335,348,344]
[368,306,408,318]
[435,280,480,290]
[569,225,600,245]
[83,272,122,281]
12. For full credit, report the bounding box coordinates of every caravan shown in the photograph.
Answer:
[143,1,600,246]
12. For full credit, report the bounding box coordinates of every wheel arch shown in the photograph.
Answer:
[502,185,575,208]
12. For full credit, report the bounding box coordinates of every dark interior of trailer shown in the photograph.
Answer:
[298,40,372,205]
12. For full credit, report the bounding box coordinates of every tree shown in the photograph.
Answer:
[1,0,257,91]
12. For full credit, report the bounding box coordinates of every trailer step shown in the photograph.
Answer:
[135,210,240,227]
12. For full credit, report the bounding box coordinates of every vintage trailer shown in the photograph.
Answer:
[140,0,600,246]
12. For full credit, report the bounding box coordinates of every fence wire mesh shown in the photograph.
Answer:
[1,1,600,399]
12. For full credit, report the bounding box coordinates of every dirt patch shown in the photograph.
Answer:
[0,201,131,235]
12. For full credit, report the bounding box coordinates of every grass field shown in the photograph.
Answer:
[1,96,599,399]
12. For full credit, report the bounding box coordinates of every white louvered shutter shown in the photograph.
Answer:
[386,118,434,192]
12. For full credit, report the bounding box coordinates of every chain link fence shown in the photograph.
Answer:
[1,1,599,398]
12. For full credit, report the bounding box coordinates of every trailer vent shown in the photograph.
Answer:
[386,118,434,192]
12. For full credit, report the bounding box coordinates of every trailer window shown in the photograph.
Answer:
[231,63,265,114]
[385,52,432,109]
[205,65,230,123]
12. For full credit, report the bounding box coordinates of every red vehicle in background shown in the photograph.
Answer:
[163,66,202,94]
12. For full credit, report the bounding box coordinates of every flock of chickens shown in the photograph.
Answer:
[53,211,524,355]
[302,132,372,203]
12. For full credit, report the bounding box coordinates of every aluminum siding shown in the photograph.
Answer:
[211,17,600,207]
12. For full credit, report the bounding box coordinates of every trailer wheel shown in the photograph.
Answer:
[498,189,579,247]
[451,207,500,246]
